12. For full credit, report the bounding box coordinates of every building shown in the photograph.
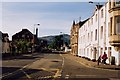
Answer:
[78,1,120,65]
[0,31,2,54]
[0,31,10,53]
[12,29,38,53]
[108,0,120,65]
[70,20,87,56]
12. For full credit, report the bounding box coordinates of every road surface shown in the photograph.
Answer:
[2,52,120,80]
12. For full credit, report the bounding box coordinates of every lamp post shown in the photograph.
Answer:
[89,1,100,60]
[60,32,64,50]
[32,23,40,52]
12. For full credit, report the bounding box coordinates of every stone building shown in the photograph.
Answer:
[70,20,87,56]
[108,0,120,65]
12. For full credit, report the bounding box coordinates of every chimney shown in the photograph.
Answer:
[73,20,75,26]
[36,28,38,37]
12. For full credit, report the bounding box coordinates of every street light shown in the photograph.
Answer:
[60,32,64,50]
[89,1,100,60]
[32,23,40,52]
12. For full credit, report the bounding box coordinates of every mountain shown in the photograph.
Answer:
[39,34,70,45]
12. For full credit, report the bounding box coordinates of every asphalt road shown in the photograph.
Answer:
[1,52,120,80]
[61,54,120,80]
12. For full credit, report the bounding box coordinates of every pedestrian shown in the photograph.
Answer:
[102,52,108,64]
[97,55,101,65]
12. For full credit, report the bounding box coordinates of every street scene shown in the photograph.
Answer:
[1,0,120,80]
[2,52,120,80]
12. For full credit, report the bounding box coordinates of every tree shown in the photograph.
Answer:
[48,35,63,50]
[16,39,32,53]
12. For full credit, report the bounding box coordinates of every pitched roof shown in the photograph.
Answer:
[12,29,34,40]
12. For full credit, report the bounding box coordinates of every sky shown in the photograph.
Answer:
[1,0,106,40]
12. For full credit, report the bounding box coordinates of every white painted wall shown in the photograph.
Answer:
[78,2,120,65]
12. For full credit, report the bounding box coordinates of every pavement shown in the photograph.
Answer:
[65,53,120,71]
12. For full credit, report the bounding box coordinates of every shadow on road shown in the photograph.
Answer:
[54,78,110,80]
[2,53,44,60]
[2,66,55,80]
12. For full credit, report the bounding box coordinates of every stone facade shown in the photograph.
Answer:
[108,0,120,65]
[70,20,87,56]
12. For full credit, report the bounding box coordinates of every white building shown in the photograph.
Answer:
[78,1,120,65]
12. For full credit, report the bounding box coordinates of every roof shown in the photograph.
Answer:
[0,31,2,40]
[12,29,34,40]
[96,5,103,9]
[73,18,89,28]
[2,33,9,37]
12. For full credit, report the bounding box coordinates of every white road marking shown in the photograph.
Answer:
[75,75,97,77]
[109,78,120,80]
[65,75,69,79]
[21,69,31,79]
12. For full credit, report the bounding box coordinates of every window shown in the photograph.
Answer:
[88,33,89,42]
[109,47,112,50]
[109,1,111,9]
[22,35,25,38]
[116,0,120,7]
[83,35,85,43]
[88,21,90,27]
[101,9,103,18]
[91,18,93,25]
[100,48,103,55]
[100,26,103,39]
[84,25,85,31]
[108,22,111,36]
[116,16,120,34]
[91,31,93,41]
[105,47,107,50]
[95,14,97,22]
[95,29,97,41]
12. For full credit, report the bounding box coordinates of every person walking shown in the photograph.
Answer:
[97,55,101,65]
[102,52,108,64]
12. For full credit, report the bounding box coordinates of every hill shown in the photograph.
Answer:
[39,34,70,45]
